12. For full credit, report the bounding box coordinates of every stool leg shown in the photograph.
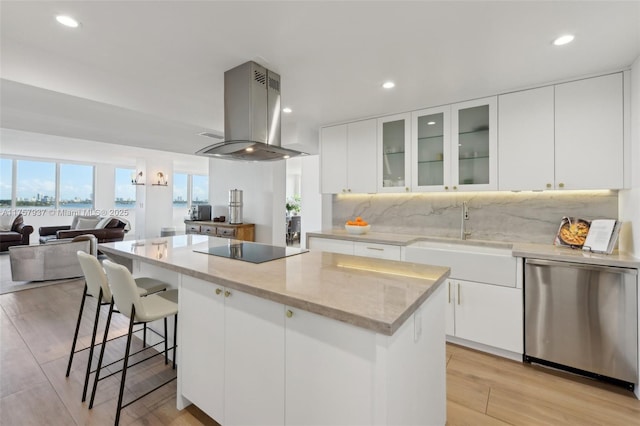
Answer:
[66,284,88,377]
[143,323,147,347]
[115,305,136,426]
[82,289,103,402]
[163,317,168,365]
[173,314,177,370]
[89,300,114,409]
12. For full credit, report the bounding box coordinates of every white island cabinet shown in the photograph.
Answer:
[99,236,449,426]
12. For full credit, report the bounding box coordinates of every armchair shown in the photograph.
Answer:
[39,215,128,244]
[0,214,34,251]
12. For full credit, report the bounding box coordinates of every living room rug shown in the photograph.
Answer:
[0,253,83,295]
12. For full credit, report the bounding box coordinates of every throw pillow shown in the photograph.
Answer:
[75,217,101,230]
[0,215,17,231]
[71,215,100,229]
[95,216,113,229]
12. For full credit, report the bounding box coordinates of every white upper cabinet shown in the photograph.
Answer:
[451,97,498,191]
[320,119,377,194]
[411,105,452,192]
[498,86,555,191]
[377,113,412,193]
[555,73,624,190]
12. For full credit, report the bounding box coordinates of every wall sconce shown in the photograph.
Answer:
[131,171,144,185]
[153,172,168,186]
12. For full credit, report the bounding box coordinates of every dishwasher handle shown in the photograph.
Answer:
[525,258,637,276]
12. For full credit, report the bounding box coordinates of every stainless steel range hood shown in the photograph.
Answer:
[196,61,307,161]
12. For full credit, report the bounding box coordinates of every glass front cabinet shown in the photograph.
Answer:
[411,106,451,191]
[450,97,498,191]
[377,113,411,192]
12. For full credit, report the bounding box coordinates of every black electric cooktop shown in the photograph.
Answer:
[194,241,308,264]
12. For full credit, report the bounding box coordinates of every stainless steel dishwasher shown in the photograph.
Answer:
[524,258,638,389]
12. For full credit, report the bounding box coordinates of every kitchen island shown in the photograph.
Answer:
[99,235,450,426]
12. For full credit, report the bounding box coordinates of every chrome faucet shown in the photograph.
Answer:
[461,201,471,240]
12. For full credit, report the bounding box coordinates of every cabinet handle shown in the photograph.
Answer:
[342,189,346,193]
[348,188,352,192]
[366,247,384,251]
[457,283,461,305]
[558,183,565,188]
[286,310,293,318]
[453,186,458,190]
[224,290,231,298]
[546,183,552,189]
[215,288,222,295]
[405,187,409,192]
[444,186,449,190]
[448,282,451,304]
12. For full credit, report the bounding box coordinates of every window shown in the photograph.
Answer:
[173,173,188,208]
[59,163,94,208]
[115,168,136,209]
[191,174,209,205]
[16,159,56,207]
[0,158,12,208]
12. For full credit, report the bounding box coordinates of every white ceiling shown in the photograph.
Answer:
[1,1,639,156]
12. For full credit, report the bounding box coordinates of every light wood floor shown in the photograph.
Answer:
[1,280,639,425]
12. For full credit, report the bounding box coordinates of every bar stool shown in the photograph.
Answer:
[66,251,169,403]
[96,260,178,426]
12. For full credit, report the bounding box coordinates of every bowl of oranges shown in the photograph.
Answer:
[345,217,370,235]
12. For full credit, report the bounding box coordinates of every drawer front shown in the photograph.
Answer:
[353,242,401,261]
[308,237,354,255]
[186,224,201,233]
[217,227,236,238]
[201,225,216,235]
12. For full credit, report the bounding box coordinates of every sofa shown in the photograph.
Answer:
[0,214,34,251]
[39,215,128,244]
[9,234,97,281]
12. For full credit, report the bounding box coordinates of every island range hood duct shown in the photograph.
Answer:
[196,61,307,161]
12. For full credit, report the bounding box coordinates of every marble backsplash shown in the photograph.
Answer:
[332,191,619,244]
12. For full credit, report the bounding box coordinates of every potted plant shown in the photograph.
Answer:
[286,195,301,216]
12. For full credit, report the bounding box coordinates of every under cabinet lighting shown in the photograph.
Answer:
[553,34,575,46]
[246,147,254,152]
[56,15,80,28]
[382,81,395,89]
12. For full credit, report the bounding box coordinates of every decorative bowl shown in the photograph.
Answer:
[345,224,371,235]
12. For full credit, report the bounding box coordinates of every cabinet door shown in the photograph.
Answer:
[224,289,285,425]
[353,241,401,260]
[498,86,555,191]
[555,73,624,190]
[285,306,376,426]
[453,280,523,353]
[180,276,225,422]
[307,237,354,255]
[411,106,452,191]
[377,113,411,192]
[347,119,378,193]
[451,97,497,191]
[320,124,348,193]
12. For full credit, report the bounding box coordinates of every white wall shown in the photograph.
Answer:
[299,156,323,249]
[209,158,286,245]
[619,56,640,256]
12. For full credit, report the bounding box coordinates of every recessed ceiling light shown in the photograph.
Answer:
[553,34,574,46]
[427,121,436,125]
[282,107,292,113]
[245,147,254,152]
[382,81,395,89]
[56,15,80,28]
[283,155,290,159]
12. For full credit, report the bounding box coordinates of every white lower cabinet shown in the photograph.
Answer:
[180,276,225,421]
[180,275,284,426]
[284,306,376,425]
[447,279,523,353]
[308,236,401,260]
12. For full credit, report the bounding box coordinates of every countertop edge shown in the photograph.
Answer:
[98,244,449,336]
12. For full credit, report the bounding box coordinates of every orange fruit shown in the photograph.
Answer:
[356,216,363,222]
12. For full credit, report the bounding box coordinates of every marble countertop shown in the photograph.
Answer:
[99,235,450,336]
[308,229,640,268]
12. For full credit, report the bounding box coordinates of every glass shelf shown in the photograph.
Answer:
[459,155,489,160]
[458,129,489,136]
[418,159,444,164]
[417,135,444,141]
[384,151,405,155]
